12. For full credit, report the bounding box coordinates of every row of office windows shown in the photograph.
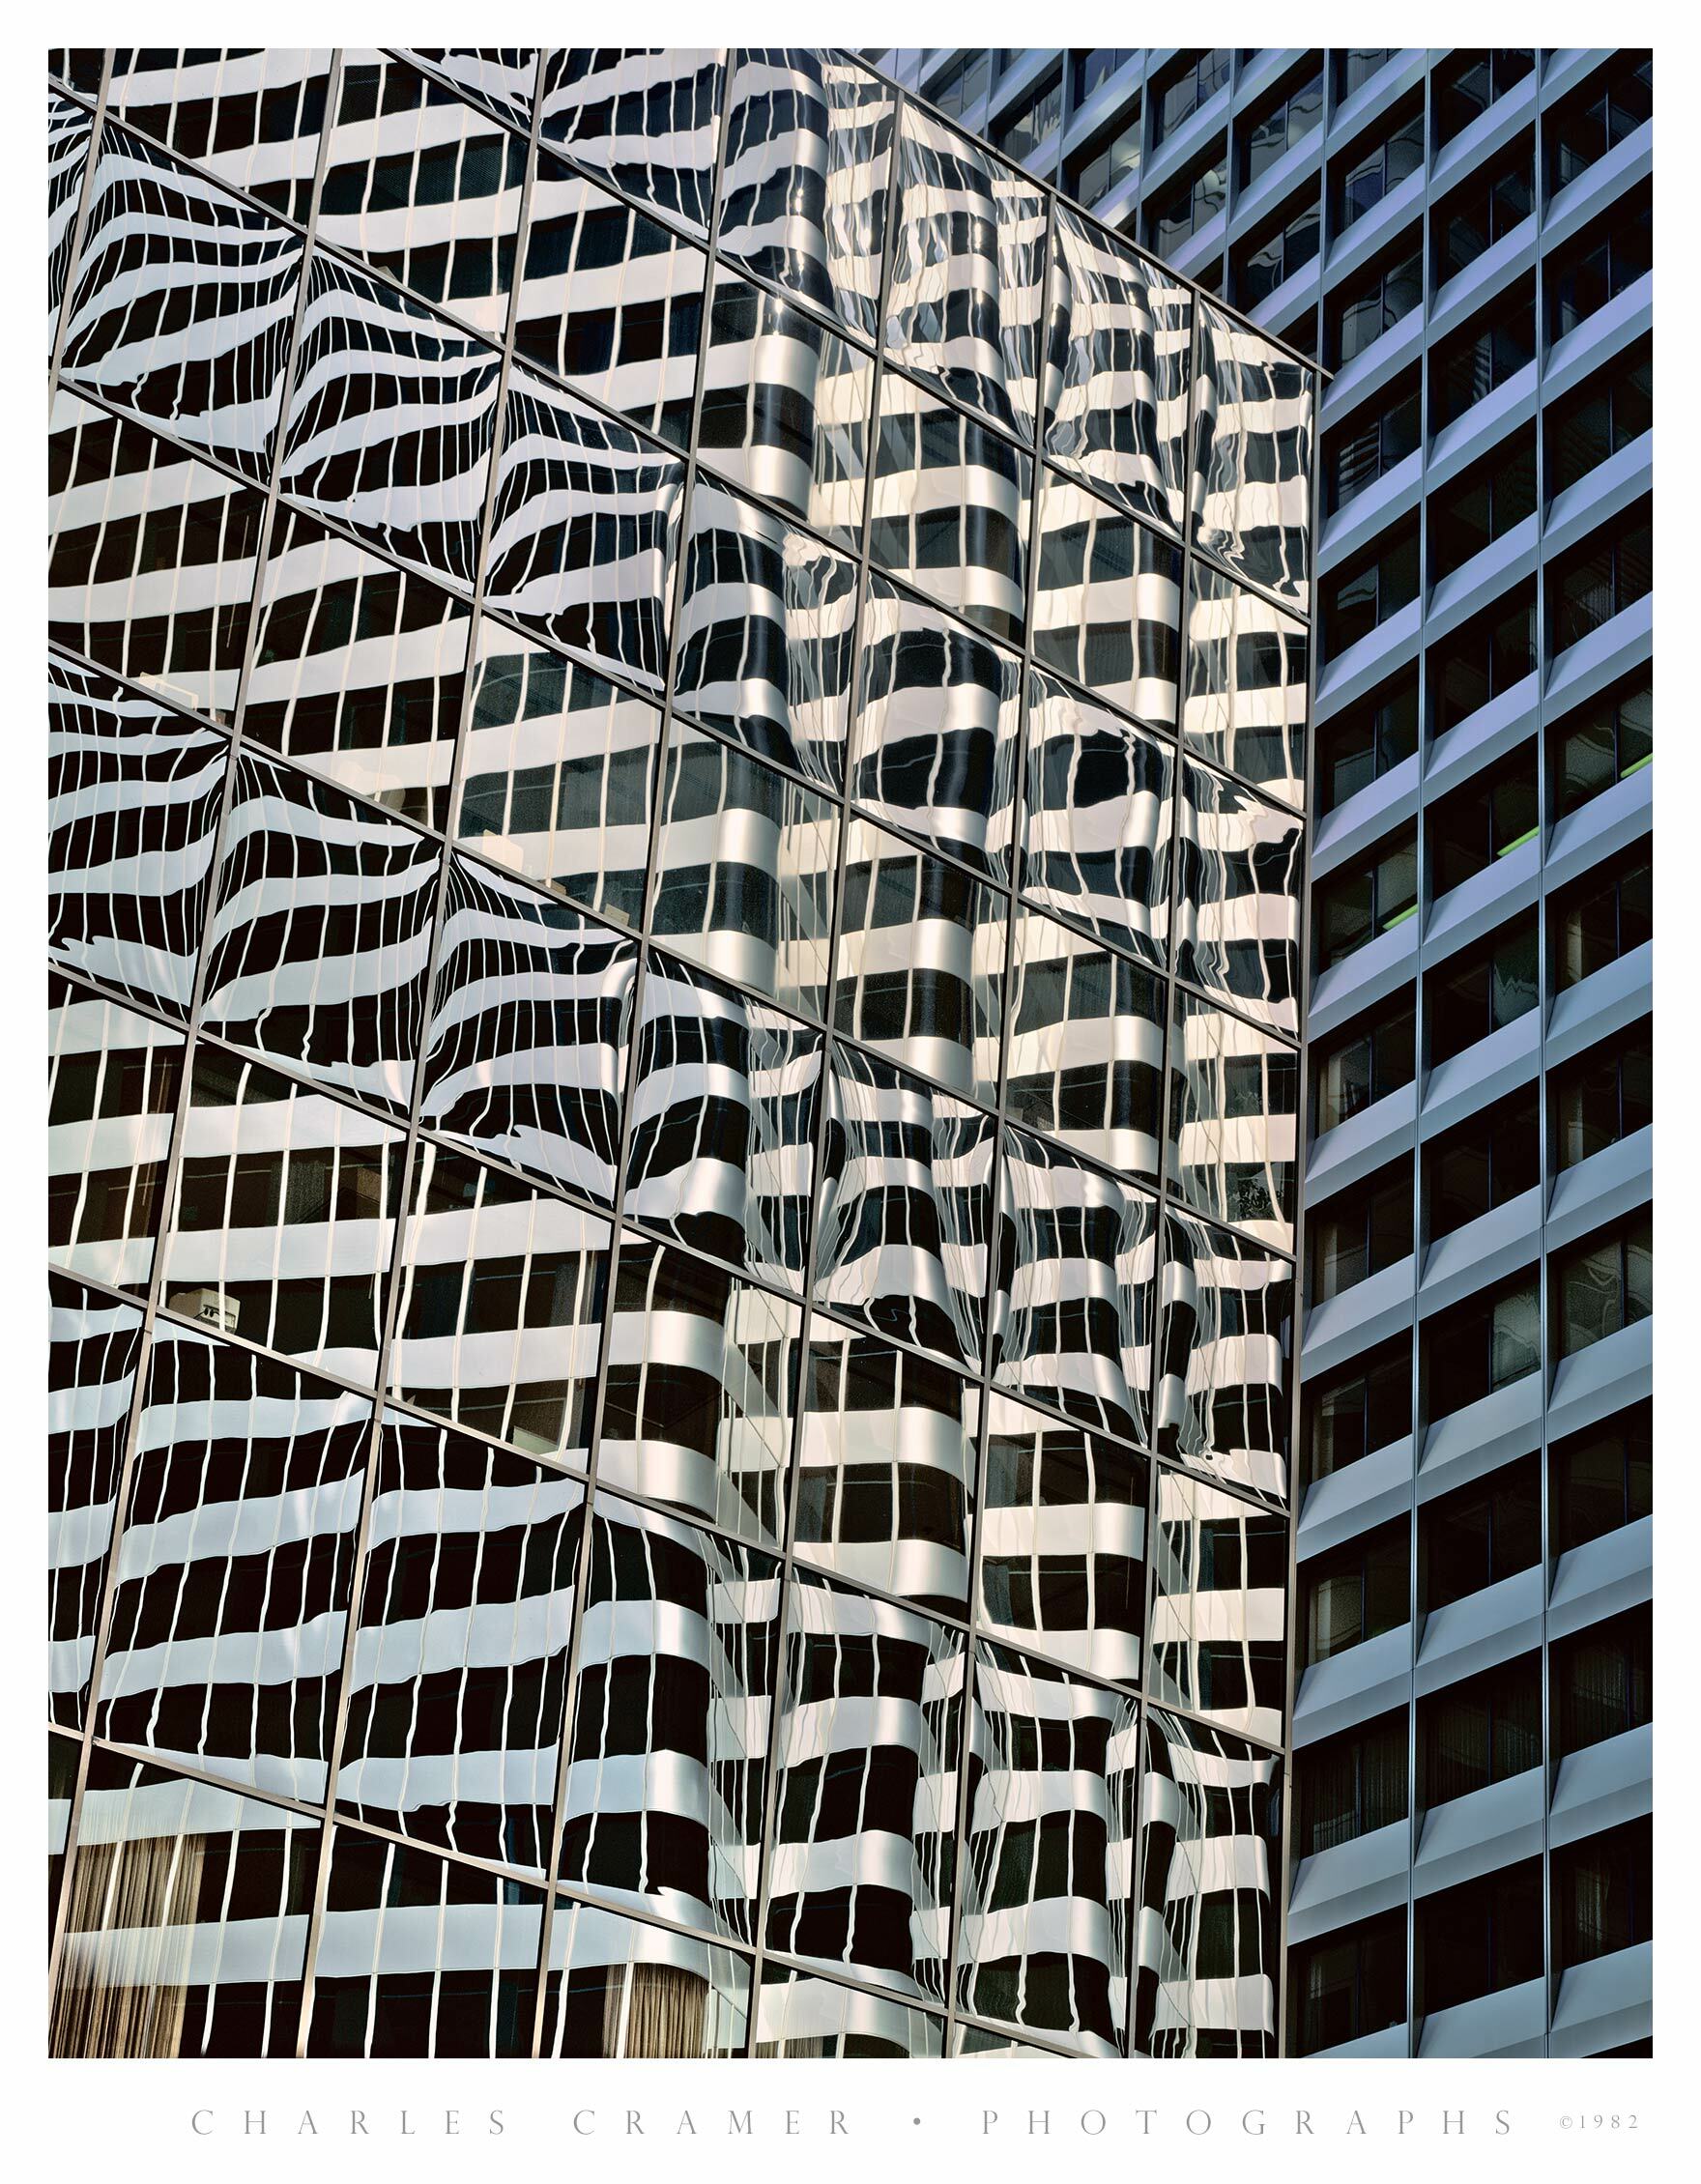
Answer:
[1311,1029,1649,1267]
[1315,825,1648,993]
[1319,667,1648,837]
[1303,1196,1650,1486]
[1321,483,1650,673]
[1302,1399,1648,1615]
[1139,51,1644,313]
[1289,1815,1651,2051]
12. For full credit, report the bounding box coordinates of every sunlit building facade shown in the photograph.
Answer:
[46,47,1317,2059]
[879,44,1653,2058]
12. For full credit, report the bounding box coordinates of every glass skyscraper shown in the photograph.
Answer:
[879,45,1652,2059]
[46,47,1320,2060]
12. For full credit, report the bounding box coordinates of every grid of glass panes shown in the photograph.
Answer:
[46,43,1313,2064]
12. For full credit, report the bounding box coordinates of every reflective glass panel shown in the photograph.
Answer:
[957,1641,1139,2055]
[699,273,872,550]
[765,1570,963,2002]
[561,1488,778,1941]
[600,1230,802,1547]
[1032,473,1183,725]
[456,625,662,928]
[390,1138,611,1459]
[832,816,1006,1104]
[1183,560,1309,809]
[1021,669,1174,964]
[852,577,1021,879]
[318,50,528,338]
[1005,905,1166,1178]
[1157,1211,1292,1509]
[418,853,636,1201]
[992,1124,1158,1448]
[59,122,303,482]
[97,1322,370,1801]
[160,1044,404,1386]
[1149,1467,1287,1744]
[516,153,706,446]
[813,1042,995,1374]
[1047,203,1191,534]
[977,1391,1148,1684]
[200,750,441,1116]
[48,974,184,1294]
[246,503,472,829]
[650,724,839,1020]
[337,1411,584,1873]
[624,948,822,1294]
[795,1322,979,1617]
[1174,759,1303,1037]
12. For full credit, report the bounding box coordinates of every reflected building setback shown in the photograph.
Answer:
[45,44,1319,2060]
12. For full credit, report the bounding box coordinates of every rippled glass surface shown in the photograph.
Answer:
[993,1126,1158,1447]
[52,1746,318,2056]
[108,47,332,221]
[47,94,91,357]
[1157,1210,1292,1508]
[457,626,661,926]
[49,1276,145,1728]
[1135,1708,1281,2055]
[1148,1467,1286,1745]
[673,477,858,788]
[337,1410,584,1871]
[719,51,893,339]
[814,1041,994,1374]
[1021,668,1174,963]
[699,273,872,550]
[517,153,706,445]
[47,654,228,1015]
[538,49,724,237]
[1167,987,1297,1250]
[543,1896,752,2056]
[280,254,501,591]
[833,817,1005,1103]
[485,363,683,684]
[884,104,1046,440]
[601,1230,801,1545]
[561,1488,778,1941]
[650,724,838,1020]
[1194,301,1313,611]
[1005,905,1165,1178]
[418,853,635,1199]
[871,374,1031,645]
[1047,204,1191,535]
[247,504,472,828]
[977,1392,1147,1684]
[60,123,303,482]
[307,1831,542,2055]
[43,46,1314,2055]
[1032,473,1183,724]
[49,389,265,722]
[1174,759,1303,1037]
[160,1044,404,1386]
[766,1570,963,2002]
[624,948,822,1293]
[795,1324,978,1616]
[1183,560,1309,809]
[853,578,1021,877]
[755,1964,943,2056]
[390,1138,610,1458]
[48,974,183,1294]
[96,1322,370,1801]
[201,750,441,1116]
[958,1641,1138,2055]
[322,51,526,338]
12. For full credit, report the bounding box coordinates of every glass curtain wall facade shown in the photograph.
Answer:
[45,46,1316,2061]
[879,45,1653,2058]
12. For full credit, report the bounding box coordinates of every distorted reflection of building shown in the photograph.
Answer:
[46,43,1319,2059]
